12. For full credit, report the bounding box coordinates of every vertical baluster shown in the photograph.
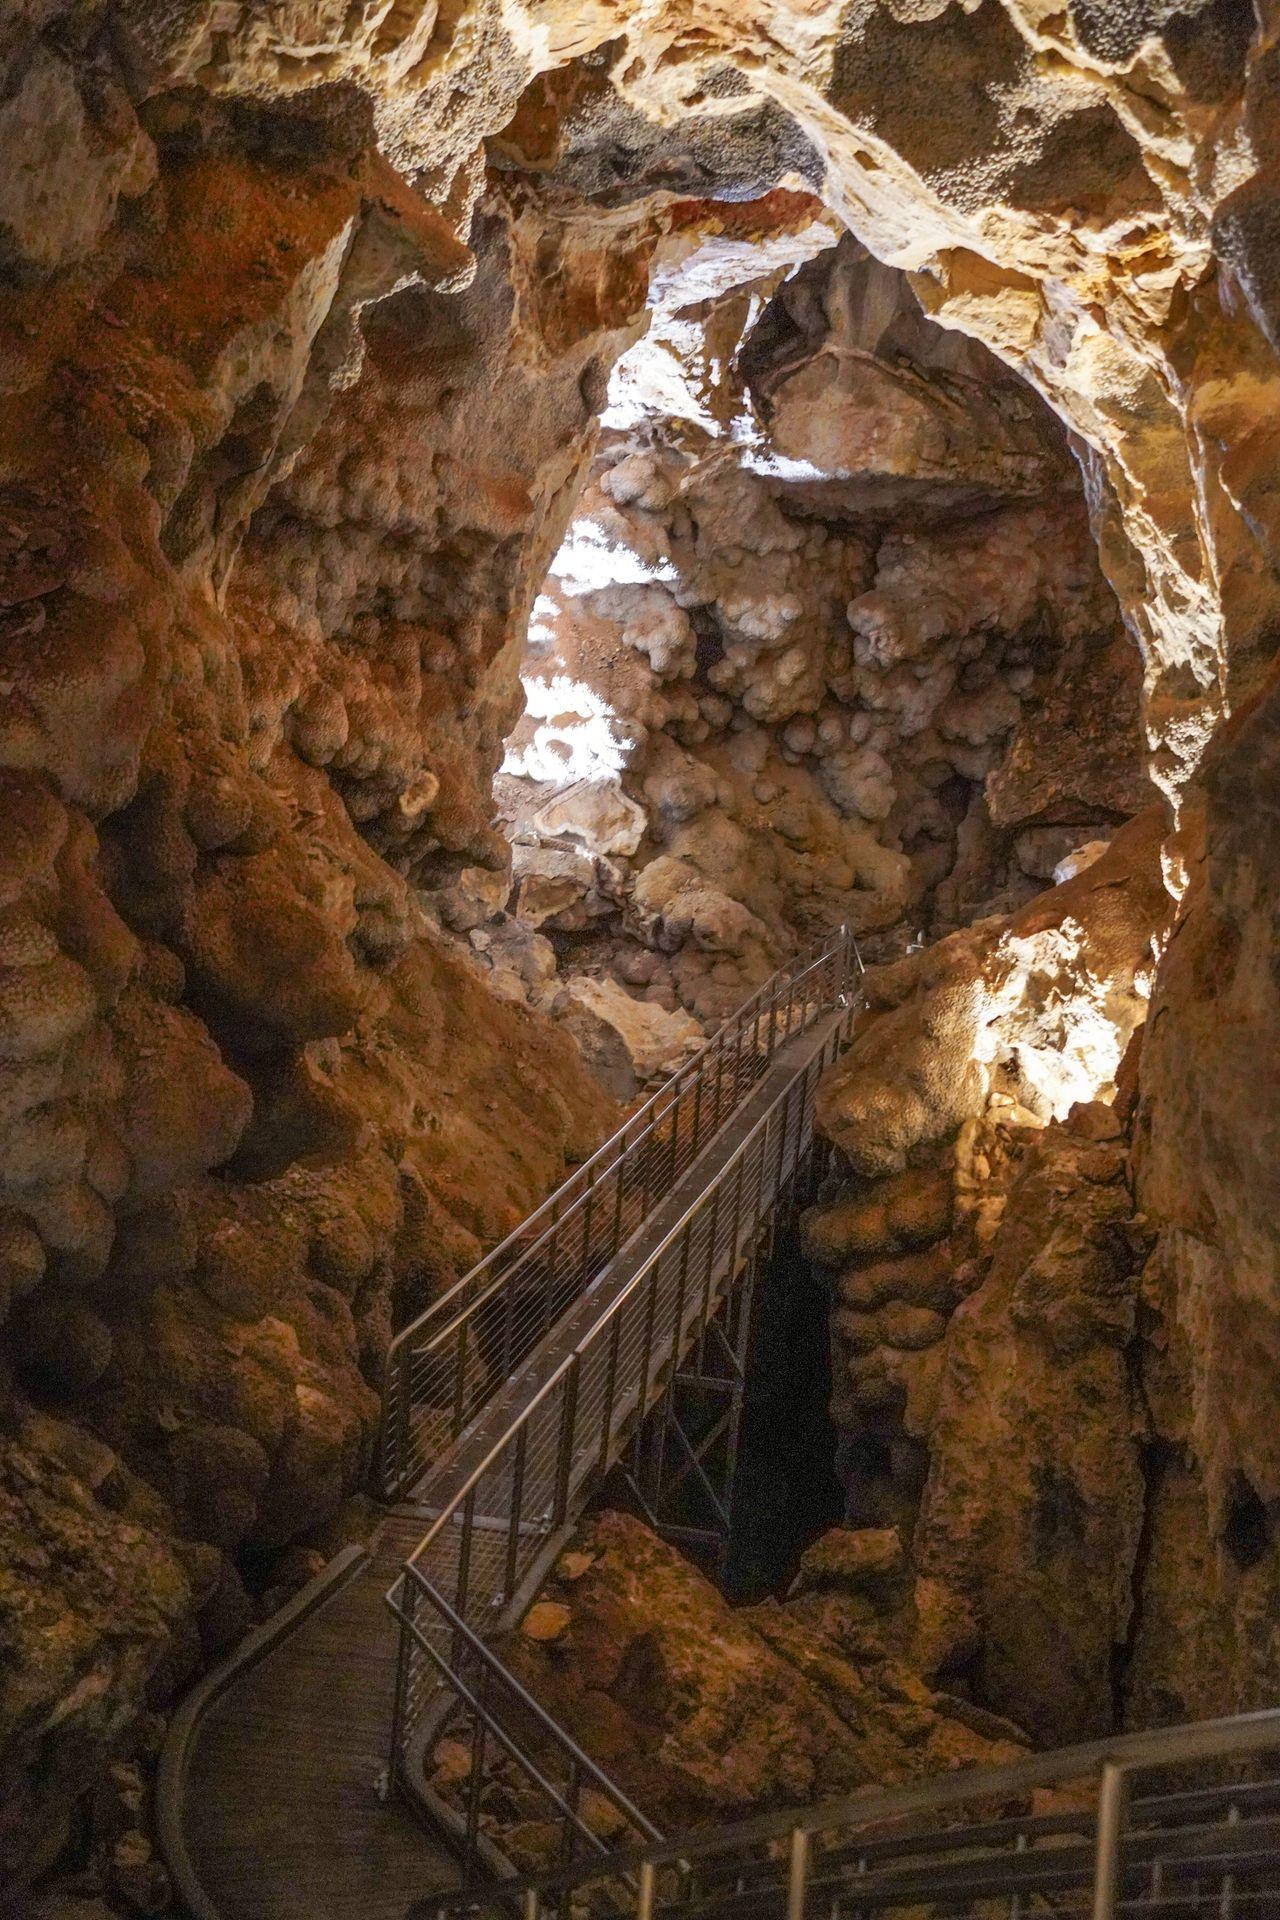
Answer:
[387,1575,415,1777]
[542,1207,560,1335]
[504,1422,528,1604]
[394,1347,412,1496]
[598,1310,624,1472]
[500,1271,517,1379]
[612,1155,626,1255]
[637,1261,660,1421]
[723,1240,757,1492]
[635,1861,656,1920]
[1091,1762,1128,1920]
[786,1827,810,1920]
[1219,1801,1240,1919]
[753,1106,769,1238]
[697,1181,722,1367]
[669,1219,694,1388]
[726,1155,747,1279]
[523,1890,542,1920]
[456,1486,476,1624]
[691,1062,705,1156]
[553,1356,581,1526]
[463,1662,488,1883]
[452,1318,469,1439]
[582,1164,596,1271]
[640,1120,653,1217]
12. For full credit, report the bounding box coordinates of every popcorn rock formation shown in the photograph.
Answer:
[491,230,1145,1045]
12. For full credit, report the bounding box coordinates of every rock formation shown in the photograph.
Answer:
[427,1508,1027,1869]
[483,228,1145,1067]
[2,0,1280,1897]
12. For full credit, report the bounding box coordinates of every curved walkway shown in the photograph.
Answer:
[159,1510,455,1920]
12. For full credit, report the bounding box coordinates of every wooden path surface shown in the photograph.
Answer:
[174,1508,455,1920]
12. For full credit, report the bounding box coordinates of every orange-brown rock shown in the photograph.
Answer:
[447,1509,1026,1859]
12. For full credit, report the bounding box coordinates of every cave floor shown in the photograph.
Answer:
[181,1507,455,1920]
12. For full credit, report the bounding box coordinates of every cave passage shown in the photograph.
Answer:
[721,1213,844,1601]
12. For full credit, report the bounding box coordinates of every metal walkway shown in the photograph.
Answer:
[383,934,860,1861]
[161,931,861,1920]
[158,1510,457,1920]
[432,1707,1280,1920]
[161,915,1280,1920]
[377,930,860,1503]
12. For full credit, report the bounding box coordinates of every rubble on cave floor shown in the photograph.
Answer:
[426,1507,1028,1874]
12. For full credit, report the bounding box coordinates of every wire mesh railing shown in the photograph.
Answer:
[377,927,861,1501]
[384,979,857,1878]
[427,1704,1280,1920]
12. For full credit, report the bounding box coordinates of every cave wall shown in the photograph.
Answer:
[490,226,1147,1064]
[2,0,1280,1890]
[0,49,653,1884]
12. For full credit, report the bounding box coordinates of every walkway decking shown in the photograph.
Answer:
[165,1509,456,1920]
[162,934,862,1920]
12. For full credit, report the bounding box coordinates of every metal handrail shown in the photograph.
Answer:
[389,1561,663,1862]
[433,1705,1280,1919]
[384,943,861,1879]
[399,985,853,1580]
[377,927,860,1499]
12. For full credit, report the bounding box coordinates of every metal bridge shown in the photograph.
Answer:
[382,926,861,1853]
[159,922,1280,1920]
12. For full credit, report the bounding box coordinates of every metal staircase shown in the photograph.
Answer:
[377,928,861,1504]
[380,929,861,1865]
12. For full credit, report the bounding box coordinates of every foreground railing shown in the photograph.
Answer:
[377,927,861,1500]
[385,981,857,1873]
[430,1704,1280,1919]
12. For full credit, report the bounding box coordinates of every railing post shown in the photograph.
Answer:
[637,1262,660,1418]
[393,1347,411,1498]
[786,1824,810,1920]
[554,1356,581,1526]
[452,1319,469,1440]
[504,1422,529,1604]
[542,1216,560,1336]
[635,1860,656,1920]
[522,1890,541,1920]
[1091,1762,1128,1920]
[598,1310,624,1473]
[501,1274,517,1377]
[463,1659,489,1882]
[612,1158,626,1254]
[387,1575,414,1778]
[582,1165,596,1269]
[456,1486,476,1620]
